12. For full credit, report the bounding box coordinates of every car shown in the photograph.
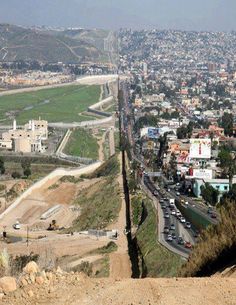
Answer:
[163,197,168,201]
[171,232,176,239]
[184,241,192,249]
[164,212,170,218]
[161,204,166,210]
[180,217,186,223]
[13,221,21,230]
[153,190,158,196]
[211,213,217,219]
[171,209,176,215]
[177,236,184,245]
[167,188,171,192]
[185,201,189,205]
[185,222,191,229]
[159,199,164,203]
[176,192,180,196]
[207,207,213,214]
[166,234,173,242]
[170,224,175,230]
[176,211,181,217]
[176,182,180,186]
[164,226,169,234]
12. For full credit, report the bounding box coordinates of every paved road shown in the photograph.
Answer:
[142,176,192,259]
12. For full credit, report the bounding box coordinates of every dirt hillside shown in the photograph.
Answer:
[2,273,236,305]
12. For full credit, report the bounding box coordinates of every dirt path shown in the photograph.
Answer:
[97,131,108,162]
[108,153,132,279]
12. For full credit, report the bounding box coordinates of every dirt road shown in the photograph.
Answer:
[108,153,132,278]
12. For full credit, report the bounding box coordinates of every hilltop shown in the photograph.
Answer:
[0,261,235,305]
[0,24,108,64]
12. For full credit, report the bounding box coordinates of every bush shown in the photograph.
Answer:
[11,171,21,179]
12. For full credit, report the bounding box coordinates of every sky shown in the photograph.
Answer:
[0,0,236,31]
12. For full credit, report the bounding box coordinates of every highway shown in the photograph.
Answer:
[142,175,194,258]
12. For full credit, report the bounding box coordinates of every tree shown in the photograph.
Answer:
[24,168,31,178]
[220,184,236,205]
[218,148,236,189]
[0,157,5,175]
[21,160,31,178]
[219,113,233,136]
[11,171,21,179]
[200,183,219,206]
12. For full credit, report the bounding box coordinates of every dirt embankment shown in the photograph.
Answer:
[2,271,236,305]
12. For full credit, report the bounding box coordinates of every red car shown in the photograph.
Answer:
[184,241,192,249]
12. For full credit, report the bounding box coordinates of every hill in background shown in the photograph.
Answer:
[0,24,110,64]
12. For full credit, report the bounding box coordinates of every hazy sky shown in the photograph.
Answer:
[0,0,236,31]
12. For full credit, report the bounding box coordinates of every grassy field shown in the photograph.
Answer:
[71,176,121,231]
[0,84,101,124]
[136,198,184,277]
[64,128,99,160]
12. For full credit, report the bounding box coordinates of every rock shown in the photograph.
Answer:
[36,276,44,285]
[23,261,39,274]
[28,290,34,297]
[46,272,53,281]
[20,277,28,287]
[40,270,47,280]
[56,266,63,274]
[0,277,17,293]
[29,273,35,284]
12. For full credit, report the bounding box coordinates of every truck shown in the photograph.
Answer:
[169,198,175,208]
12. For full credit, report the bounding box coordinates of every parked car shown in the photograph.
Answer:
[180,217,186,223]
[13,221,21,230]
[211,213,217,219]
[171,232,176,239]
[171,209,176,215]
[170,224,175,230]
[176,192,180,196]
[161,204,167,210]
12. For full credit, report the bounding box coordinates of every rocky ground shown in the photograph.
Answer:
[1,261,236,305]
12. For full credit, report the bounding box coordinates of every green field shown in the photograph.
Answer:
[64,128,99,160]
[0,84,101,124]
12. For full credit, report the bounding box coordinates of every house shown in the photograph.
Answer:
[193,178,230,199]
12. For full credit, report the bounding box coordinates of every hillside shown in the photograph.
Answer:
[0,261,235,305]
[0,24,106,63]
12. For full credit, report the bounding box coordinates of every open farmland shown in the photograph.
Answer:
[0,84,101,124]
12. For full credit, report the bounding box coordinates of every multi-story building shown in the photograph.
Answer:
[0,119,48,153]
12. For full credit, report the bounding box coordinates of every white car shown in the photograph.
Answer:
[166,234,173,242]
[180,217,186,223]
[13,221,21,230]
[171,209,176,215]
[176,192,180,196]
